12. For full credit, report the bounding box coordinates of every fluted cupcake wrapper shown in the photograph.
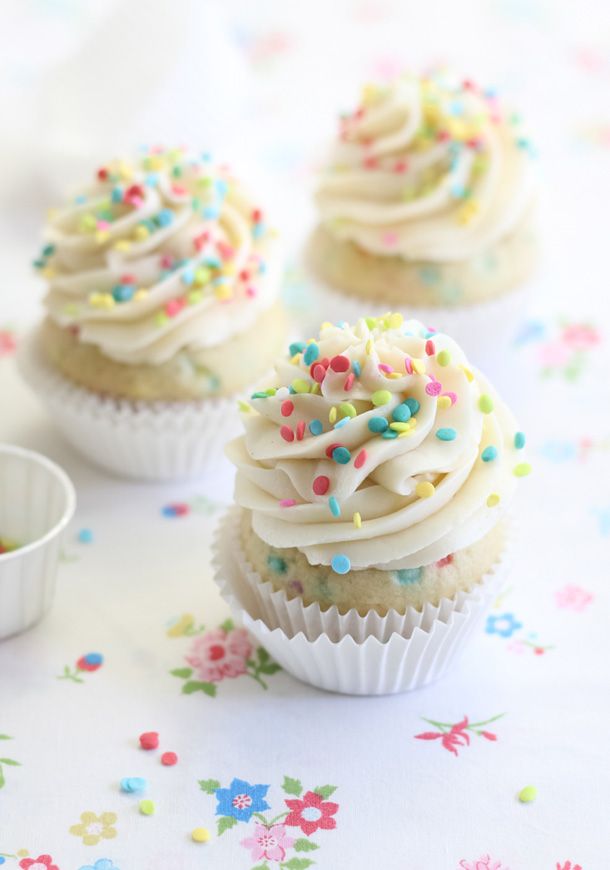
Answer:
[18,332,243,483]
[212,507,510,695]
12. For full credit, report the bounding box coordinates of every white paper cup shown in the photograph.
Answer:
[0,444,76,639]
[213,507,508,695]
[18,332,241,482]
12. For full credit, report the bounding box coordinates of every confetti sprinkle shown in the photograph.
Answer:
[437,350,451,366]
[331,554,351,574]
[482,446,498,462]
[514,462,532,477]
[392,404,412,423]
[518,785,537,804]
[329,496,341,517]
[436,427,457,441]
[192,827,211,843]
[281,400,294,417]
[309,419,323,435]
[120,777,147,794]
[139,732,159,750]
[372,389,392,406]
[353,512,362,528]
[368,416,389,433]
[416,481,435,499]
[487,493,500,507]
[139,799,156,815]
[514,432,526,449]
[332,446,351,464]
[405,398,420,415]
[354,449,367,468]
[161,752,178,766]
[313,475,330,495]
[478,394,494,414]
[77,528,93,543]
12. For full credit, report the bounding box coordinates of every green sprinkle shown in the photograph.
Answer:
[267,555,287,574]
[251,391,269,399]
[437,350,451,366]
[154,312,169,327]
[368,417,388,433]
[514,462,532,477]
[365,316,378,329]
[292,379,310,394]
[478,394,494,414]
[436,427,457,441]
[139,799,156,815]
[42,243,55,257]
[518,785,537,804]
[514,432,526,449]
[339,402,357,418]
[237,400,251,413]
[371,389,392,406]
[481,446,498,462]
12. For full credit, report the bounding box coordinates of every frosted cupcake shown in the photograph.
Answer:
[216,313,531,693]
[21,147,287,480]
[308,72,537,355]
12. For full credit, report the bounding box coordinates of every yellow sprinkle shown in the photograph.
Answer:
[437,395,452,410]
[411,358,426,375]
[195,267,211,286]
[390,421,410,432]
[329,406,337,424]
[339,402,357,418]
[192,827,211,843]
[398,429,415,438]
[518,785,537,804]
[139,799,155,815]
[134,225,149,241]
[222,263,236,276]
[386,312,403,329]
[310,382,321,395]
[292,379,310,394]
[320,321,333,331]
[238,400,251,413]
[514,462,532,478]
[114,240,131,252]
[187,290,203,305]
[95,230,110,244]
[479,394,494,414]
[416,481,435,499]
[353,512,362,529]
[290,354,301,365]
[457,199,480,225]
[214,284,233,301]
[487,493,500,507]
[366,339,373,355]
[437,350,451,366]
[134,288,149,301]
[387,371,402,379]
[41,267,56,279]
[461,365,475,382]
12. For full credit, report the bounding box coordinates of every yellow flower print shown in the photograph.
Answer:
[69,811,117,846]
[166,613,196,637]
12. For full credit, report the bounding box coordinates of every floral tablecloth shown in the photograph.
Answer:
[1,1,609,868]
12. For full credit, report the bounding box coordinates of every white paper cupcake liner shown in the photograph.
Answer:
[212,507,510,695]
[18,332,242,482]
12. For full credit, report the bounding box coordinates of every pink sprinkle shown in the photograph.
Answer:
[378,363,393,373]
[425,379,442,397]
[96,220,110,231]
[171,183,187,196]
[280,425,294,442]
[354,449,367,469]
[344,373,355,391]
[281,400,294,418]
[363,155,378,170]
[120,273,137,284]
[246,286,257,298]
[165,298,183,317]
[394,159,409,173]
[404,357,413,375]
[193,231,209,251]
[216,241,234,261]
[382,231,399,248]
[443,391,458,405]
[280,499,297,508]
[160,254,174,269]
[312,364,327,383]
[425,339,435,356]
[312,475,330,495]
[296,420,306,441]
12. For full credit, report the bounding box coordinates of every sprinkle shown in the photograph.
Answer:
[481,446,498,462]
[416,481,435,499]
[329,496,341,517]
[332,446,351,464]
[436,428,457,441]
[192,827,211,843]
[378,363,393,374]
[404,398,420,415]
[303,343,319,365]
[139,799,155,816]
[386,312,403,329]
[139,732,159,750]
[437,350,451,366]
[309,419,323,436]
[338,402,356,419]
[292,379,310,394]
[514,432,526,449]
[443,391,457,406]
[412,358,426,375]
[352,361,361,377]
[329,407,337,424]
[354,449,367,469]
[331,554,351,574]
[120,777,147,794]
[312,364,327,383]
[461,365,475,382]
[437,395,452,410]
[334,416,350,430]
[156,208,174,227]
[368,416,389,433]
[514,462,532,477]
[479,394,494,413]
[344,373,355,391]
[77,528,93,543]
[390,422,410,432]
[487,493,500,507]
[382,429,399,439]
[395,567,423,585]
[296,420,306,440]
[371,389,392,406]
[289,341,306,356]
[281,400,294,418]
[280,425,294,443]
[112,284,135,303]
[425,380,442,397]
[280,499,297,508]
[425,339,435,356]
[518,786,537,804]
[268,555,287,573]
[353,512,362,529]
[313,475,330,495]
[161,752,178,766]
[404,357,413,374]
[330,355,350,373]
[392,404,412,423]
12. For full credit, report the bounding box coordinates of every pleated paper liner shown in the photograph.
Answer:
[213,507,510,695]
[18,330,244,482]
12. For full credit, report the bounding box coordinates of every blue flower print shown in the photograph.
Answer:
[215,777,270,822]
[486,613,523,639]
[79,861,120,870]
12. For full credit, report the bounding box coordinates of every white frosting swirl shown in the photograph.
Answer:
[35,148,280,365]
[316,71,536,262]
[227,315,529,571]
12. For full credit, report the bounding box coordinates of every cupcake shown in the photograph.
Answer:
[21,147,287,480]
[217,313,531,693]
[308,71,537,357]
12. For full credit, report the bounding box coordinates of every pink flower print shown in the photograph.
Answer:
[0,329,16,357]
[459,856,510,870]
[240,822,294,863]
[537,340,570,368]
[555,584,593,612]
[561,323,600,350]
[557,862,583,870]
[185,627,252,683]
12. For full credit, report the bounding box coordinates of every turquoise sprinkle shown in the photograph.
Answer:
[303,343,319,365]
[289,341,306,357]
[382,429,399,439]
[352,360,361,377]
[309,419,323,435]
[181,267,195,286]
[203,206,220,220]
[332,447,351,464]
[74,194,87,205]
[482,446,498,462]
[395,567,423,586]
[156,208,174,227]
[436,428,457,441]
[514,432,526,449]
[368,417,388,433]
[334,417,350,430]
[392,404,412,423]
[267,555,287,574]
[252,223,265,239]
[111,186,123,203]
[329,496,341,517]
[214,178,228,197]
[404,398,420,415]
[331,554,351,574]
[112,284,134,303]
[145,172,159,187]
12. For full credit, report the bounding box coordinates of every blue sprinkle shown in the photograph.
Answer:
[332,446,351,464]
[352,360,361,377]
[482,446,498,462]
[267,555,287,574]
[289,341,306,357]
[514,432,526,449]
[395,567,423,586]
[203,206,220,220]
[392,404,412,423]
[331,554,351,575]
[334,416,350,430]
[78,528,93,544]
[404,398,420,415]
[303,343,319,365]
[120,776,147,794]
[214,178,228,198]
[258,262,267,274]
[203,255,221,269]
[112,284,135,303]
[111,186,123,203]
[436,428,457,441]
[309,419,323,436]
[145,172,159,187]
[368,417,388,433]
[329,496,341,517]
[382,429,399,439]
[156,208,174,227]
[252,223,265,239]
[181,267,195,286]
[74,194,87,205]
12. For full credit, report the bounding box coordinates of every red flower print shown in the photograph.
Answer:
[415,713,504,756]
[185,627,253,683]
[284,790,339,836]
[19,856,59,870]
